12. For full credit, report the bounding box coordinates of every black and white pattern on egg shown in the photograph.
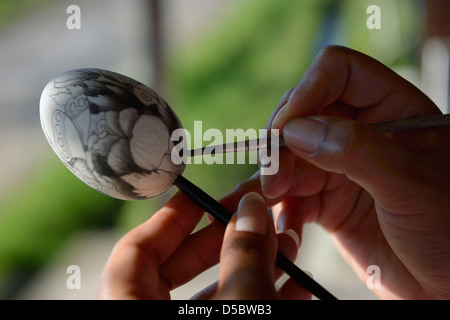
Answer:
[49,69,185,200]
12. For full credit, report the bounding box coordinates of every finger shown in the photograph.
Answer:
[274,229,299,281]
[272,45,439,131]
[260,87,296,199]
[282,115,450,291]
[271,158,328,232]
[204,173,262,224]
[190,233,302,300]
[218,177,305,291]
[279,273,313,300]
[214,192,278,299]
[165,188,300,293]
[260,147,295,199]
[124,190,206,265]
[220,170,289,210]
[282,116,434,215]
[272,197,305,241]
[264,87,296,130]
[159,220,224,290]
[99,191,207,298]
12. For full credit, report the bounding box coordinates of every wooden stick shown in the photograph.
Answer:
[189,114,450,156]
[173,175,337,300]
[369,113,450,133]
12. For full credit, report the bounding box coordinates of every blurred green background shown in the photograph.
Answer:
[0,0,439,299]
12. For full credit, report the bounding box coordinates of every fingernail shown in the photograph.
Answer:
[260,173,275,195]
[283,229,300,247]
[283,118,326,154]
[271,103,289,130]
[235,192,267,235]
[304,270,313,279]
[259,156,277,199]
[259,155,273,174]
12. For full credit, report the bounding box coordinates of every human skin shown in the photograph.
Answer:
[98,45,450,300]
[98,190,308,299]
[257,45,450,299]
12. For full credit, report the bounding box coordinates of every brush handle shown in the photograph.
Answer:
[189,114,450,156]
[370,113,450,133]
[173,175,337,300]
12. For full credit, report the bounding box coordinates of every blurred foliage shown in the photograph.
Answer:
[162,0,422,200]
[0,156,122,297]
[0,0,423,298]
[0,0,55,29]
[164,0,334,199]
[339,0,424,66]
[118,0,337,229]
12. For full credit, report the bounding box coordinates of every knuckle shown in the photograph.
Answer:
[223,234,263,257]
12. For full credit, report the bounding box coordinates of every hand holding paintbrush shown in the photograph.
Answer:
[189,114,450,156]
[74,45,450,300]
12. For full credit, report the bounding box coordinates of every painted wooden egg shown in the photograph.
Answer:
[39,68,186,200]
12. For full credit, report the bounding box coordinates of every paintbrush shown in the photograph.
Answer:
[189,114,450,156]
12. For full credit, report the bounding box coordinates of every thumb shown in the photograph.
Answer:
[213,192,278,300]
[283,116,428,210]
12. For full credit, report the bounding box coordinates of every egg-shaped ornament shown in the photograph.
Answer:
[39,68,186,200]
